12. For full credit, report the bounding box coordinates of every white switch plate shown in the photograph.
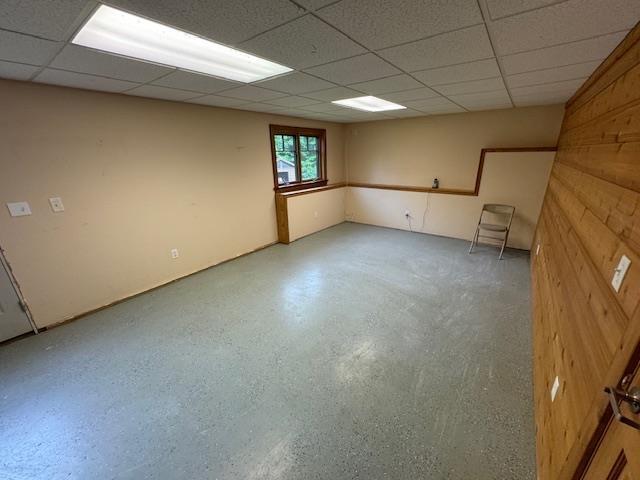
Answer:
[611,254,631,292]
[49,197,64,212]
[171,248,179,259]
[6,202,31,217]
[551,376,560,402]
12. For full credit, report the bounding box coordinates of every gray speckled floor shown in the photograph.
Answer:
[0,223,535,480]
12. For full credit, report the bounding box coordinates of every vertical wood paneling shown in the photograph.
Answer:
[532,23,640,480]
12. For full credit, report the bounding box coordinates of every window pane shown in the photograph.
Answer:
[300,135,319,181]
[274,134,298,184]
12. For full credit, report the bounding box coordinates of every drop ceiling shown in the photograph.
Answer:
[0,0,637,123]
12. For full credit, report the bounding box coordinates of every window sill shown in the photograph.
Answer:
[274,179,328,193]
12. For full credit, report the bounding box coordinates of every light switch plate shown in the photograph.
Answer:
[171,248,179,259]
[7,202,31,217]
[551,376,560,402]
[611,254,631,293]
[49,197,64,212]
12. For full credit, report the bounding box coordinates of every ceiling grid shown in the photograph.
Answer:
[0,0,637,122]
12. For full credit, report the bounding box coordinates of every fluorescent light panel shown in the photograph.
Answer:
[332,96,406,112]
[73,5,292,83]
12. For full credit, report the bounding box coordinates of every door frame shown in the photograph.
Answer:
[0,244,38,337]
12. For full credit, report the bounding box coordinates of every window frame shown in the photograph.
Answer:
[269,124,327,192]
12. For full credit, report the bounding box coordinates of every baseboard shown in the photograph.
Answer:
[40,240,279,332]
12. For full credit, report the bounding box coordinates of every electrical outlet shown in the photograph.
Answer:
[611,254,631,292]
[171,248,179,259]
[49,197,64,212]
[551,376,560,402]
[404,210,411,218]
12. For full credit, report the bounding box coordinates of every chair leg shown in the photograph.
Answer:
[498,230,509,260]
[469,227,479,254]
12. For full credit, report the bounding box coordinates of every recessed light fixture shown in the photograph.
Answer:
[332,96,406,112]
[73,5,292,83]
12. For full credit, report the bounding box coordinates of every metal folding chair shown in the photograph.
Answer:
[468,204,515,260]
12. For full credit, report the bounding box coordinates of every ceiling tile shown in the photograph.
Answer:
[296,0,338,10]
[303,86,364,101]
[253,72,335,94]
[264,96,322,107]
[239,15,366,69]
[0,0,91,41]
[512,91,572,106]
[235,103,289,113]
[125,85,201,101]
[378,87,441,102]
[152,70,240,93]
[414,104,466,114]
[505,61,601,88]
[500,31,627,74]
[186,95,251,107]
[304,54,401,85]
[487,0,638,55]
[34,68,138,93]
[383,109,428,118]
[296,111,347,122]
[404,96,464,112]
[217,85,288,101]
[300,103,347,113]
[267,107,318,117]
[412,58,501,86]
[0,30,60,65]
[447,89,512,110]
[50,45,173,83]
[510,78,586,97]
[486,0,563,20]
[316,0,482,50]
[0,60,39,80]
[433,77,505,95]
[378,25,494,72]
[348,74,423,95]
[109,0,304,45]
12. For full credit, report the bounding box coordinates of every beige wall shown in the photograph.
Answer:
[0,79,346,327]
[346,105,563,189]
[287,187,346,242]
[346,151,555,250]
[344,105,564,249]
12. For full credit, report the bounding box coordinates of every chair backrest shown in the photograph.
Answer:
[480,203,515,227]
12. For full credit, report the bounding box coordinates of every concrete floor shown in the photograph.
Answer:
[0,223,535,480]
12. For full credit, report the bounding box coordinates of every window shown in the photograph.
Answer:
[270,125,327,191]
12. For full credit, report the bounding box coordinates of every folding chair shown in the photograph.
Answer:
[468,204,515,260]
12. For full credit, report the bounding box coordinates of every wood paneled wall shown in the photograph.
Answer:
[531,24,640,479]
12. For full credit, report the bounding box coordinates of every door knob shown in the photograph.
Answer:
[604,385,640,430]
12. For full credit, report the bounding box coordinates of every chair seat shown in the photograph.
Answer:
[479,223,508,232]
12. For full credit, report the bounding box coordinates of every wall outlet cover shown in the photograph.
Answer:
[49,197,65,212]
[611,254,631,293]
[7,202,31,217]
[171,248,179,259]
[551,375,560,402]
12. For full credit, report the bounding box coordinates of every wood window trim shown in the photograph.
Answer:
[270,124,327,193]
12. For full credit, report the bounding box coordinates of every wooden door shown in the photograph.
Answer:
[582,368,640,479]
